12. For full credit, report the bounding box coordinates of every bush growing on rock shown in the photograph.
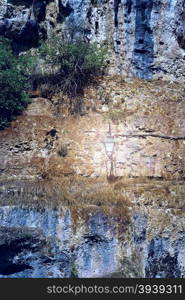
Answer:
[38,36,108,96]
[0,38,34,129]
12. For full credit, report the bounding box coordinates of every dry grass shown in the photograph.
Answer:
[0,176,184,221]
[1,74,185,211]
[0,177,133,228]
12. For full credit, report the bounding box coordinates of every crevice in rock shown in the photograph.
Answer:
[147,176,164,180]
[46,128,58,138]
[58,1,73,22]
[33,0,46,23]
[0,228,43,276]
[84,234,105,244]
[95,21,99,34]
[175,3,185,50]
[0,243,32,275]
[115,133,185,141]
[146,237,181,278]
[7,0,32,8]
[114,0,121,27]
[125,0,132,15]
[133,0,154,79]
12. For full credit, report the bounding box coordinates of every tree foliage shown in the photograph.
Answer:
[38,36,108,96]
[0,38,33,129]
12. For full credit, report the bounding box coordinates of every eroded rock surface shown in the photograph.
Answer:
[0,0,184,80]
[0,2,185,278]
[0,77,184,180]
[0,178,184,278]
[0,75,185,278]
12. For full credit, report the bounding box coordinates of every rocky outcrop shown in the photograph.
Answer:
[0,0,184,80]
[0,205,121,278]
[0,1,185,279]
[0,181,184,278]
[0,77,184,180]
[0,0,63,51]
[175,0,185,50]
[0,76,184,278]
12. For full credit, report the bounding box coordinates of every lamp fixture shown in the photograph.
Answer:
[104,123,115,159]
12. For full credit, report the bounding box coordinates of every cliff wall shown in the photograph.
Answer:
[0,77,184,278]
[0,1,184,278]
[0,0,185,80]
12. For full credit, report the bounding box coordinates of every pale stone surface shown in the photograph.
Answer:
[0,179,184,278]
[0,2,184,279]
[0,0,184,80]
[0,77,184,180]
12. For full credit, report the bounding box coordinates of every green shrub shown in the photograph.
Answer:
[0,38,34,129]
[38,36,108,96]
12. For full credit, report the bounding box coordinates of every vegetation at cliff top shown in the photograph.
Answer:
[38,36,108,96]
[0,37,34,130]
[0,33,107,129]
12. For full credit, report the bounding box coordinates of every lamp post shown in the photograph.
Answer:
[104,123,115,177]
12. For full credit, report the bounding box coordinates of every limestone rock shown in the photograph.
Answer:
[0,0,184,80]
[0,187,184,278]
[175,0,185,50]
[0,77,184,181]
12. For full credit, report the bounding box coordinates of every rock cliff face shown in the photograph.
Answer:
[0,179,184,278]
[0,0,185,80]
[0,77,185,180]
[0,77,184,278]
[0,1,185,279]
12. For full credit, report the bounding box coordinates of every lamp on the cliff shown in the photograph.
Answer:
[104,123,115,180]
[104,123,115,159]
[104,135,115,159]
